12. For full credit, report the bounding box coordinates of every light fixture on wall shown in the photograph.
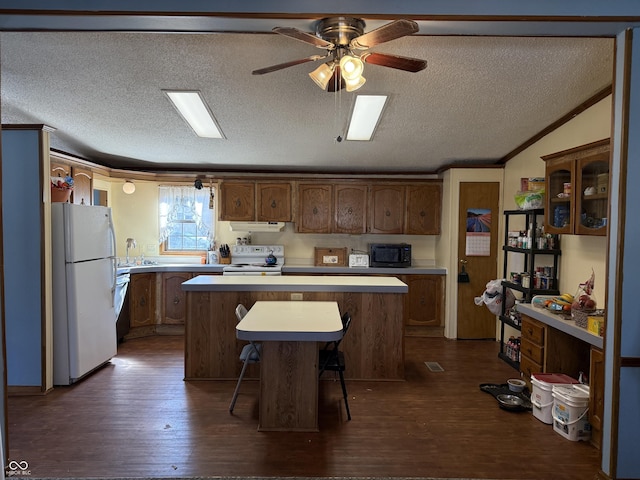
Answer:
[123,180,136,194]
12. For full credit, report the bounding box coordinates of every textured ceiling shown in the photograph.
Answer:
[0,27,614,173]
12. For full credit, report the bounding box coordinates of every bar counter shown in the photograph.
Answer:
[182,275,408,381]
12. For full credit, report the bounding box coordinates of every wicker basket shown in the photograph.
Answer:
[571,308,594,328]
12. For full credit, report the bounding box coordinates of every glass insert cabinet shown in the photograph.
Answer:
[542,138,610,236]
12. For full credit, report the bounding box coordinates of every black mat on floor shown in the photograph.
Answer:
[480,383,532,411]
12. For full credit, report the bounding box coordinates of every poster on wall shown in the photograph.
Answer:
[465,208,491,256]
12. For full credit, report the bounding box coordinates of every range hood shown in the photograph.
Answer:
[229,222,285,232]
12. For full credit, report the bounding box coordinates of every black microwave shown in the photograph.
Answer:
[369,243,412,268]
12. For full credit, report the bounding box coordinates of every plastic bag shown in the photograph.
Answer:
[474,279,516,315]
[572,270,597,311]
[514,190,545,210]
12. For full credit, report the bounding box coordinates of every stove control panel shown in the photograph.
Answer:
[231,245,284,257]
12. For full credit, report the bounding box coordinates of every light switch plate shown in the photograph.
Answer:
[349,254,369,268]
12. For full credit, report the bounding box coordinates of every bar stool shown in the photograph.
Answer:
[229,304,262,413]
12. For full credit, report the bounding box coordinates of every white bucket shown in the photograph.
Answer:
[530,373,578,424]
[552,384,591,441]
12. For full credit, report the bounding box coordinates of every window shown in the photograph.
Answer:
[159,185,215,253]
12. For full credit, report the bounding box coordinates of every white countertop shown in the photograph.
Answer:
[181,275,408,293]
[236,301,343,342]
[517,304,603,349]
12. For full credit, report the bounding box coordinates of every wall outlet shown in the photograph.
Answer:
[290,293,303,301]
[146,244,157,254]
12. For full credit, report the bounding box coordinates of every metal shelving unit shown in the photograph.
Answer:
[498,208,561,369]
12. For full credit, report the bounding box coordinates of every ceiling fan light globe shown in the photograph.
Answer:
[339,55,364,80]
[309,63,335,90]
[345,75,366,92]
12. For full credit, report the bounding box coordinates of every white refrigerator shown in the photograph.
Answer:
[52,203,118,385]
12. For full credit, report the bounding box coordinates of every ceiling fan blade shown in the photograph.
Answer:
[350,19,419,50]
[252,55,326,75]
[361,52,427,72]
[272,26,335,49]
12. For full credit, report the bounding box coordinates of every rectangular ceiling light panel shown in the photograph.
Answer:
[164,90,225,139]
[346,95,388,141]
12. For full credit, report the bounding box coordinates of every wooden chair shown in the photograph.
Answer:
[318,311,352,420]
[229,304,261,413]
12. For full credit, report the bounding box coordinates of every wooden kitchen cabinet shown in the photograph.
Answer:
[257,182,292,222]
[543,138,610,236]
[71,166,92,205]
[296,183,332,233]
[334,183,368,234]
[130,273,157,328]
[161,272,192,325]
[402,274,445,335]
[519,314,591,387]
[369,184,405,234]
[219,181,255,221]
[405,183,442,235]
[50,162,70,178]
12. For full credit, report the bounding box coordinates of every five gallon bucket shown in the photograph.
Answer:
[552,384,591,442]
[530,373,578,424]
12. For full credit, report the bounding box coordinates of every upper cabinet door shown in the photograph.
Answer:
[543,138,609,237]
[544,157,575,235]
[369,185,405,234]
[257,182,292,222]
[334,184,368,234]
[575,153,609,236]
[71,166,92,205]
[296,184,332,233]
[405,183,442,235]
[219,181,256,221]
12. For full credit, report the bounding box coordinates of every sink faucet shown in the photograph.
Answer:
[126,238,137,265]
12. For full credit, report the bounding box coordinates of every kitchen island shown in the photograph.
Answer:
[182,275,408,381]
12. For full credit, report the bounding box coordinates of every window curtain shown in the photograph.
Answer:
[158,185,213,245]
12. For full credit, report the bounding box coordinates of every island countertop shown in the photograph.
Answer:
[181,274,408,293]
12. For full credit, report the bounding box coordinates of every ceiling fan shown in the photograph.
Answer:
[252,17,427,92]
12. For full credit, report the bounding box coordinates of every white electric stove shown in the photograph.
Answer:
[222,245,285,276]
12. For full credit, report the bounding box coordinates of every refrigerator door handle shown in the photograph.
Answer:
[108,212,117,306]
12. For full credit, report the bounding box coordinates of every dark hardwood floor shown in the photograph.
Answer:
[8,335,601,479]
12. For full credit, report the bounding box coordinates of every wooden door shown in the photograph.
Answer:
[457,182,500,339]
[296,184,332,233]
[369,184,405,234]
[404,274,445,327]
[71,166,92,205]
[257,182,292,222]
[405,183,442,235]
[161,272,191,325]
[334,184,367,234]
[219,181,255,221]
[130,273,156,328]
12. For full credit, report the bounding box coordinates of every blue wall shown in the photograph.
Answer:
[2,129,44,386]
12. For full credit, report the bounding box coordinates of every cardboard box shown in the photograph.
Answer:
[314,247,347,267]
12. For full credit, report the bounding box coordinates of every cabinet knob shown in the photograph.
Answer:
[235,199,241,207]
[140,297,146,307]
[271,200,277,208]
[313,207,318,215]
[348,207,353,214]
[420,211,426,217]
[385,210,391,216]
[173,296,180,305]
